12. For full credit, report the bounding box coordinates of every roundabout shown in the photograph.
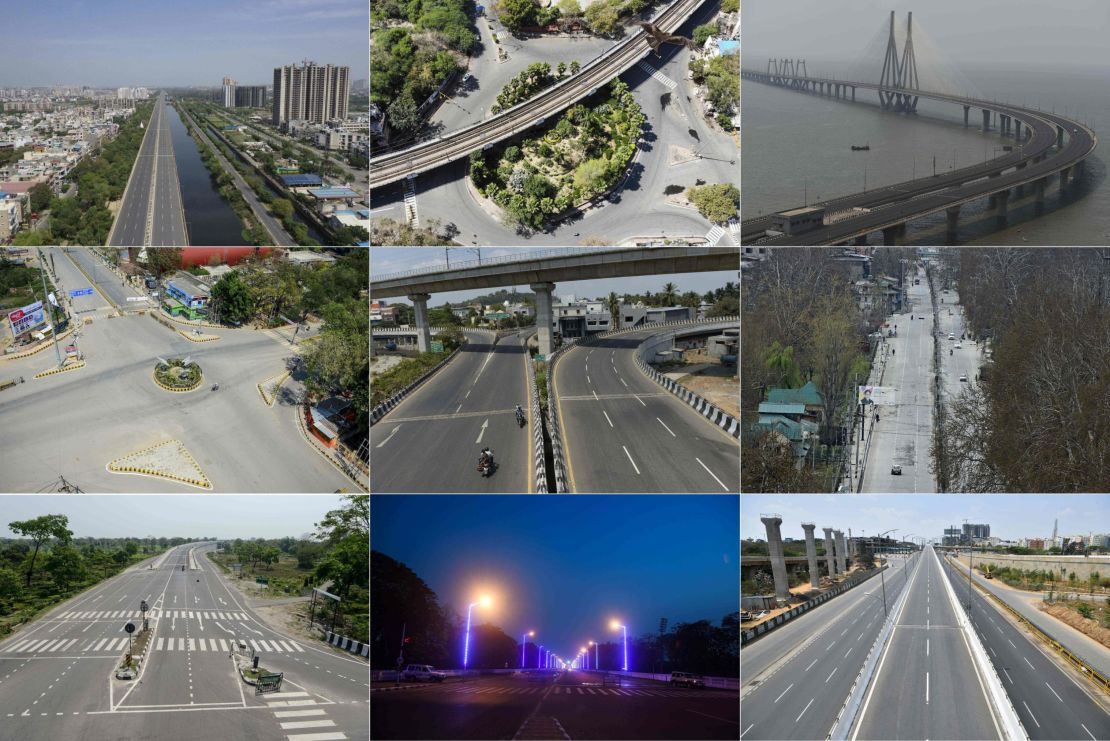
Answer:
[152,357,203,393]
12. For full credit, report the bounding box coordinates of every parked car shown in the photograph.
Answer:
[948,333,955,340]
[669,671,706,688]
[959,374,968,382]
[891,464,902,475]
[953,342,962,349]
[403,664,447,682]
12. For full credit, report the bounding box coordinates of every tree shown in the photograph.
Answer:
[572,157,609,193]
[270,198,294,220]
[387,95,421,138]
[315,534,369,598]
[496,0,539,30]
[210,270,254,325]
[569,60,581,75]
[693,23,716,47]
[45,546,86,591]
[9,515,72,587]
[686,183,739,223]
[557,62,567,77]
[12,229,51,246]
[661,282,678,305]
[0,566,22,608]
[583,0,620,36]
[721,0,738,11]
[145,247,183,276]
[557,0,581,15]
[316,495,369,544]
[29,182,53,212]
[606,291,620,329]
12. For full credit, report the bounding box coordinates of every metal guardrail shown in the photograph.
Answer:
[522,331,548,493]
[372,248,628,282]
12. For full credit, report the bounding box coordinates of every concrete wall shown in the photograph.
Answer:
[951,553,1110,581]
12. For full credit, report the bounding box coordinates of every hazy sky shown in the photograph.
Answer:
[1,0,367,87]
[371,248,739,305]
[741,495,1108,543]
[372,495,739,659]
[744,0,1110,70]
[0,496,346,539]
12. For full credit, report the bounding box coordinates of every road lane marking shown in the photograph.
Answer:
[1003,668,1013,684]
[455,404,462,414]
[805,658,818,671]
[603,411,614,428]
[825,667,837,683]
[475,419,489,444]
[634,395,646,406]
[844,647,852,658]
[281,720,337,730]
[657,418,676,437]
[925,672,929,704]
[587,375,591,384]
[1044,682,1063,702]
[592,390,599,401]
[1081,724,1096,740]
[741,724,753,738]
[276,709,328,718]
[1022,701,1040,728]
[1023,656,1035,670]
[622,446,641,474]
[926,639,929,656]
[773,683,793,703]
[795,698,814,723]
[696,457,729,491]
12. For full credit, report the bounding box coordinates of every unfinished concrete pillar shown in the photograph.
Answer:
[823,527,837,578]
[802,523,820,590]
[834,530,848,574]
[761,514,791,604]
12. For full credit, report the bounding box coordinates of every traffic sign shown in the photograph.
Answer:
[124,622,135,634]
[140,601,148,612]
[430,341,444,352]
[69,288,94,298]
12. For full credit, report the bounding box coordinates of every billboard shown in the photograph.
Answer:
[8,300,46,337]
[858,385,898,407]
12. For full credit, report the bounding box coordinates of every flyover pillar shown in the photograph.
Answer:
[834,530,848,574]
[1014,119,1022,140]
[823,527,838,578]
[982,108,990,131]
[761,515,792,605]
[802,523,820,590]
[881,223,906,245]
[946,206,960,241]
[1059,166,1070,190]
[531,282,556,357]
[994,188,1010,218]
[1035,178,1046,205]
[963,105,970,127]
[1057,125,1064,148]
[408,293,432,353]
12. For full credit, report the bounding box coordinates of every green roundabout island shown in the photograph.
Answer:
[153,357,203,392]
[467,79,646,233]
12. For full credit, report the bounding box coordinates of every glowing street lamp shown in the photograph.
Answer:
[610,620,628,671]
[589,640,597,670]
[521,630,534,669]
[463,595,491,670]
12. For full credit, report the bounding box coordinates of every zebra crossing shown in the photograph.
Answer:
[705,224,726,244]
[56,609,252,621]
[262,690,348,741]
[729,218,741,238]
[4,636,135,654]
[153,637,304,653]
[637,60,678,90]
[432,684,736,699]
[403,175,418,227]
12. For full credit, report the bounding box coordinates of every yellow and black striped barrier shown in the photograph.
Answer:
[34,361,86,379]
[151,371,202,393]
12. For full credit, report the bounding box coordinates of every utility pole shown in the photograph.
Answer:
[36,249,63,368]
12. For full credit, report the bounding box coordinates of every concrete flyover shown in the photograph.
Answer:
[372,247,739,354]
[740,72,1097,246]
[368,0,708,189]
[107,92,188,246]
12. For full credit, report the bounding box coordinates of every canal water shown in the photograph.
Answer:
[164,102,247,246]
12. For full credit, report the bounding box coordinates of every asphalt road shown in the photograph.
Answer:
[860,266,937,493]
[853,546,999,740]
[369,330,533,493]
[371,670,738,740]
[935,283,985,413]
[108,93,188,246]
[941,556,1108,741]
[553,326,739,493]
[371,2,737,246]
[740,556,914,741]
[0,248,353,493]
[0,542,368,741]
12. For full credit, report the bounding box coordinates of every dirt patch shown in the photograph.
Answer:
[677,367,738,417]
[1038,602,1110,650]
[252,601,323,643]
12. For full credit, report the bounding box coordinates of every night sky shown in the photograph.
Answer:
[371,495,739,661]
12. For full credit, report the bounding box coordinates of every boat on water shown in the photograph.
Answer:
[850,144,870,151]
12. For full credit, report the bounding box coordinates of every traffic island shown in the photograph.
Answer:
[234,646,284,694]
[152,357,203,392]
[179,328,221,343]
[33,359,87,379]
[257,370,291,407]
[113,619,151,682]
[107,439,213,490]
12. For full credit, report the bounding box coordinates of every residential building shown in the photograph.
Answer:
[235,86,267,108]
[963,523,990,541]
[0,199,22,241]
[618,305,695,329]
[1026,538,1045,551]
[272,61,350,127]
[553,299,611,338]
[222,77,237,108]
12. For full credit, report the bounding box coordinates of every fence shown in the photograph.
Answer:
[325,630,369,658]
[523,333,548,493]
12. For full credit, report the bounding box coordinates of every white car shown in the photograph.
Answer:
[959,374,968,382]
[403,664,447,682]
[953,342,962,349]
[948,333,955,340]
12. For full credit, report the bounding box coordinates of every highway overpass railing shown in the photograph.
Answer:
[523,332,549,494]
[545,337,582,493]
[591,670,739,690]
[372,248,629,282]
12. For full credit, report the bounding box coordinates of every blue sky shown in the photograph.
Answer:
[371,495,739,658]
[0,496,346,539]
[741,495,1109,544]
[2,0,367,87]
[371,248,739,306]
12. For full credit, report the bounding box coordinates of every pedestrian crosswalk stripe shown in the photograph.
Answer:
[258,640,273,652]
[706,225,726,244]
[275,710,328,718]
[281,720,337,730]
[285,733,346,741]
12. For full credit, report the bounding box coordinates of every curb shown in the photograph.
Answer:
[107,439,212,490]
[294,405,368,492]
[257,371,291,407]
[33,360,86,379]
[151,370,203,393]
[180,331,220,343]
[2,325,78,362]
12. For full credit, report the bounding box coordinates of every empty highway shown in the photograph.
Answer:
[372,670,738,740]
[941,554,1108,741]
[0,542,368,741]
[369,330,534,493]
[553,325,739,493]
[107,92,188,246]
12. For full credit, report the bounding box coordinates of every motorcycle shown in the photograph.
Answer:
[477,449,495,477]
[516,411,526,428]
[211,383,219,391]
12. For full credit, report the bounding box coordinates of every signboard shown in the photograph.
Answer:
[858,385,898,407]
[124,622,136,634]
[8,301,46,337]
[69,288,95,297]
[126,296,149,302]
[430,341,444,352]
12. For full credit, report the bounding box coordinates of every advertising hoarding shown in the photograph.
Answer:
[8,300,46,337]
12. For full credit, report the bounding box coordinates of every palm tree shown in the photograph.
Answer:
[662,282,678,306]
[606,292,621,330]
[570,60,581,75]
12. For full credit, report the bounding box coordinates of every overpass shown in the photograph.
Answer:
[371,247,738,354]
[741,13,1097,245]
[368,0,707,189]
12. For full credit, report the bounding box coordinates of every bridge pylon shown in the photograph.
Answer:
[878,11,920,113]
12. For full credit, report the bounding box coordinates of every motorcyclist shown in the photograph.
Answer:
[479,447,493,472]
[515,404,524,424]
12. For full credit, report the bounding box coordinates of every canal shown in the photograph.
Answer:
[164,101,247,246]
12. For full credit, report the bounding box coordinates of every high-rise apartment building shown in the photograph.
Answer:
[222,77,238,108]
[272,61,350,127]
[234,86,267,108]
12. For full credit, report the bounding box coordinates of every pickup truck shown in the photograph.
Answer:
[402,664,447,682]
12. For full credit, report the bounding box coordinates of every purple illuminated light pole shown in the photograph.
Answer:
[589,640,597,670]
[610,620,628,671]
[462,596,491,670]
[521,630,534,669]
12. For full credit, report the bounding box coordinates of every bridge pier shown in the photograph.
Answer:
[408,293,433,353]
[1035,178,1046,205]
[982,108,991,131]
[1056,125,1065,148]
[1059,166,1070,190]
[531,282,556,357]
[1014,119,1021,140]
[882,223,907,246]
[992,188,1009,219]
[963,105,970,127]
[851,86,856,102]
[853,235,868,246]
[946,206,960,241]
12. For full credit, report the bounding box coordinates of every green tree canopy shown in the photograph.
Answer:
[9,514,73,587]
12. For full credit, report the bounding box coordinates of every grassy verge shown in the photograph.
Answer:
[371,352,451,408]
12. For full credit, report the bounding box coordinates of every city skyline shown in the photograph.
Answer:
[0,0,367,87]
[741,495,1109,543]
